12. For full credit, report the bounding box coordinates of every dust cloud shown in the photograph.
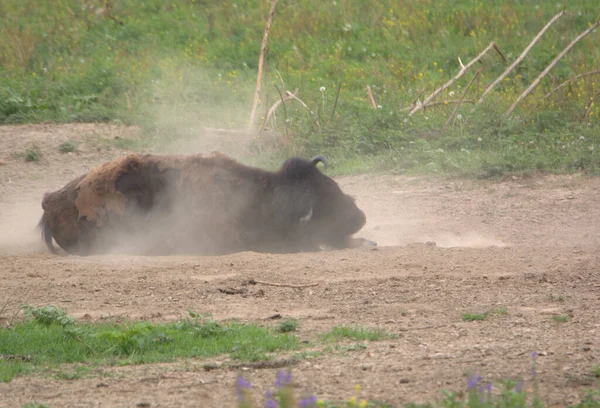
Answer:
[0,191,48,254]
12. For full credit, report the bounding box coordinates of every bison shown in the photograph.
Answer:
[38,152,376,256]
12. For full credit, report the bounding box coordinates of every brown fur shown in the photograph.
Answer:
[39,152,374,256]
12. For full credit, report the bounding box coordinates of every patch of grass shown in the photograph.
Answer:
[1,1,600,177]
[321,326,397,342]
[593,365,600,378]
[0,307,300,382]
[462,306,508,322]
[23,145,42,162]
[21,404,50,408]
[58,141,78,153]
[277,319,299,333]
[552,315,570,323]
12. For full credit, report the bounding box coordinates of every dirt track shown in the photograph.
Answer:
[0,124,599,407]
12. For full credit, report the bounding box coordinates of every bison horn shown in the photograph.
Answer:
[311,155,327,169]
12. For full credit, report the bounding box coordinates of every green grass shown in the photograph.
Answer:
[1,0,600,177]
[0,306,300,382]
[23,145,42,162]
[462,306,508,322]
[277,319,298,333]
[58,141,78,153]
[593,366,600,378]
[321,326,397,342]
[552,314,570,323]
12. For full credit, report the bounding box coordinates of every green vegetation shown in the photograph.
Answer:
[552,314,570,323]
[23,145,42,162]
[0,306,299,382]
[593,365,600,378]
[277,319,299,333]
[462,306,508,322]
[321,326,397,342]
[58,140,78,153]
[1,0,599,176]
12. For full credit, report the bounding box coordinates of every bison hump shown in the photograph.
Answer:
[74,154,143,226]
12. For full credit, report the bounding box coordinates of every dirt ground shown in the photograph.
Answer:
[0,124,599,408]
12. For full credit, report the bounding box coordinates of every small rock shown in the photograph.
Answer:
[136,403,151,408]
[96,382,108,388]
[399,378,410,384]
[583,346,591,352]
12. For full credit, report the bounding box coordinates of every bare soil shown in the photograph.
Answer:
[0,124,599,408]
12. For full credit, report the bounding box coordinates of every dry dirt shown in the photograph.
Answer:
[0,124,599,408]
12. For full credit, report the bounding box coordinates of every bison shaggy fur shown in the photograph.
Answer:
[38,152,375,256]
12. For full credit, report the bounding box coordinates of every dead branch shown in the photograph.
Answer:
[408,42,506,116]
[474,9,566,110]
[506,17,600,117]
[366,85,377,108]
[545,69,600,99]
[445,70,481,128]
[285,90,319,127]
[330,82,342,122]
[249,0,279,129]
[273,84,289,139]
[248,279,319,288]
[260,88,298,131]
[581,88,600,122]
[402,99,475,111]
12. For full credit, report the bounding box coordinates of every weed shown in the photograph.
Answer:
[462,306,508,322]
[23,145,42,162]
[552,315,570,323]
[21,404,50,408]
[321,326,397,342]
[593,366,600,378]
[58,141,78,153]
[277,319,299,333]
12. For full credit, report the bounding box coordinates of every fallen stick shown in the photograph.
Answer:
[285,90,319,127]
[473,9,566,111]
[581,88,600,122]
[274,84,289,138]
[446,70,481,128]
[506,17,600,117]
[260,88,298,131]
[545,69,600,99]
[403,99,476,111]
[248,0,279,129]
[366,85,377,108]
[248,279,319,288]
[408,42,506,116]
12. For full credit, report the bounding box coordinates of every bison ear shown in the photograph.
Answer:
[311,155,327,169]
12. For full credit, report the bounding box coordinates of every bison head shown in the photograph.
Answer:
[268,155,373,251]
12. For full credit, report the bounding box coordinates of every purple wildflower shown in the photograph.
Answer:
[467,374,482,389]
[515,381,524,393]
[531,368,537,378]
[275,370,292,388]
[531,351,538,360]
[236,376,252,402]
[299,396,318,407]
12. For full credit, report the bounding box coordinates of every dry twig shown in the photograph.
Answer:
[506,17,600,117]
[273,84,289,139]
[408,42,506,116]
[285,90,319,127]
[545,69,600,98]
[249,0,279,128]
[248,279,319,288]
[446,70,481,128]
[366,85,377,108]
[260,88,298,131]
[474,9,566,110]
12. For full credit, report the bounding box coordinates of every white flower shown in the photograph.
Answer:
[579,136,585,140]
[343,23,352,32]
[477,137,482,142]
[377,105,382,109]
[589,146,595,151]
[456,114,462,120]
[529,140,535,144]
[348,47,352,51]
[449,91,455,97]
[319,86,326,92]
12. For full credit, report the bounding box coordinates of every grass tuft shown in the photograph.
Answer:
[462,307,507,322]
[321,326,397,342]
[58,141,78,153]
